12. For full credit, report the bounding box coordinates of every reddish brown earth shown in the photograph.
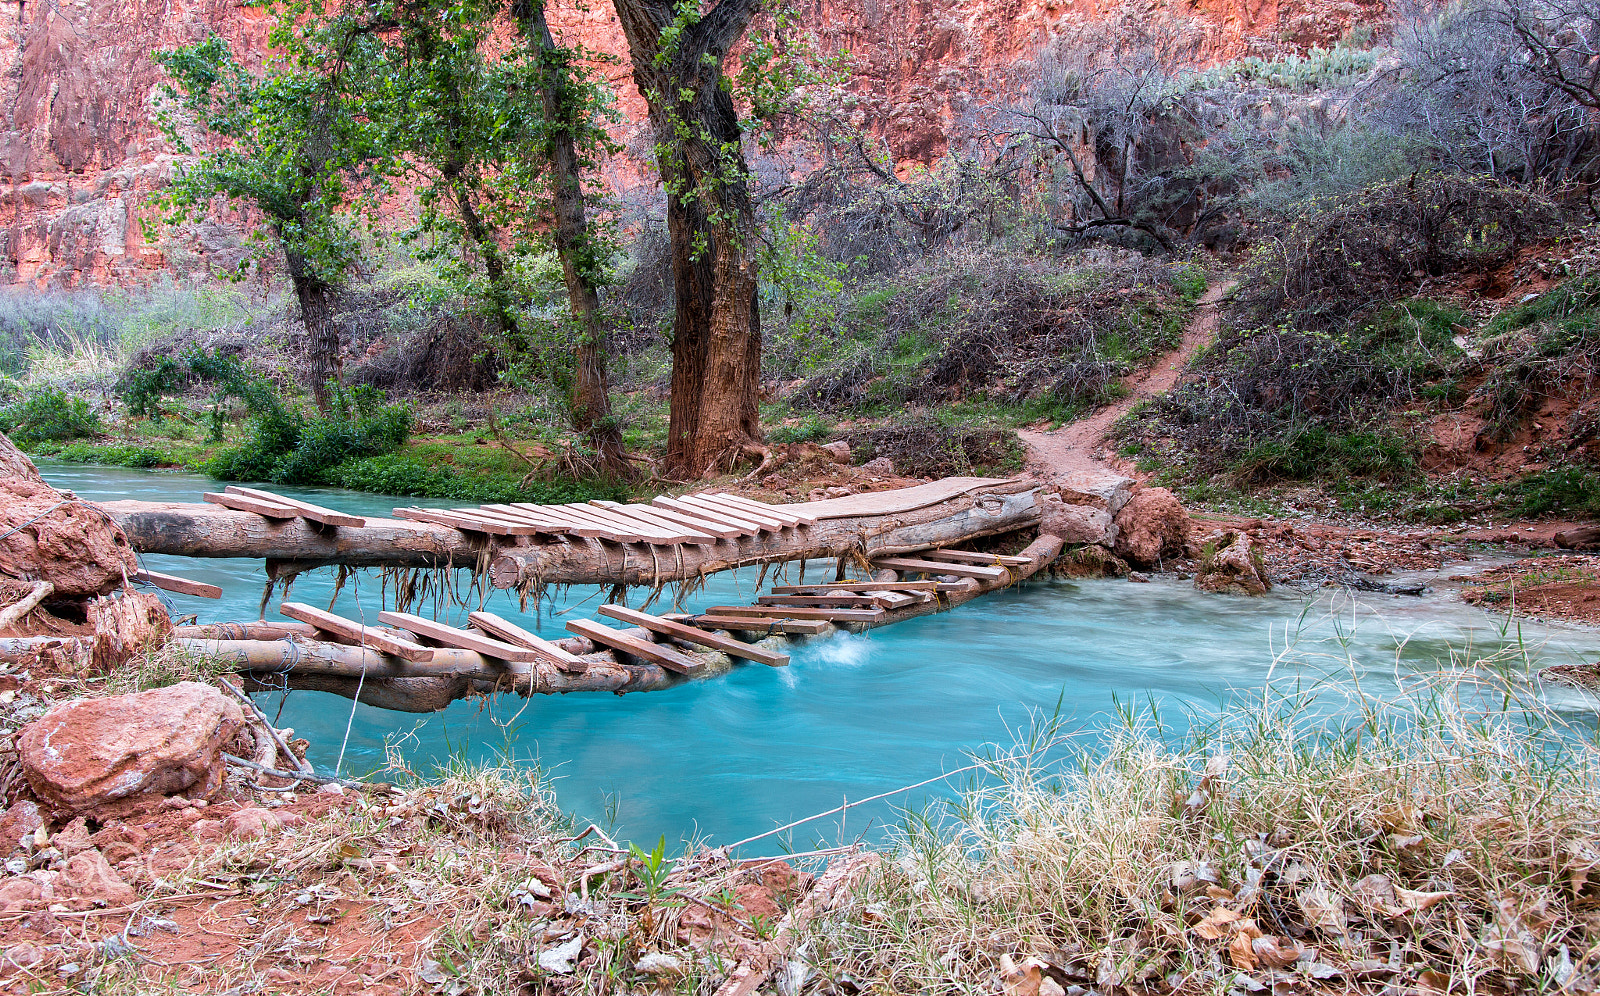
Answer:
[1,0,1380,288]
[1455,554,1600,626]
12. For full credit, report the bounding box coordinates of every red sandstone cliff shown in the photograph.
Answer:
[0,0,1378,288]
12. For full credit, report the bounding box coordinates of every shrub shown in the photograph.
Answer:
[332,454,625,504]
[51,443,167,469]
[206,384,415,487]
[1473,276,1600,439]
[1495,466,1600,517]
[1231,175,1562,334]
[0,387,100,447]
[789,246,1199,416]
[845,420,1024,478]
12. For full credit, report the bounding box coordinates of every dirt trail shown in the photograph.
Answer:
[1020,279,1233,486]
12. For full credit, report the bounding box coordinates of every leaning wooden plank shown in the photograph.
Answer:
[134,569,222,599]
[598,604,788,667]
[651,495,765,534]
[707,493,814,527]
[639,501,748,538]
[769,581,953,593]
[203,492,298,519]
[377,610,543,663]
[566,618,704,674]
[571,503,696,545]
[923,548,1033,567]
[477,504,575,534]
[447,508,550,536]
[505,504,609,538]
[707,604,886,623]
[393,507,535,537]
[467,610,586,673]
[756,593,889,609]
[224,486,365,527]
[684,493,786,531]
[280,601,435,662]
[872,591,920,610]
[592,501,716,544]
[546,504,651,543]
[679,614,830,636]
[870,557,1009,581]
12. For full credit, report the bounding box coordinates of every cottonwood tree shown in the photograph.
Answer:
[379,0,628,474]
[611,0,768,478]
[154,15,389,412]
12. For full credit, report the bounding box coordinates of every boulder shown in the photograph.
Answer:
[0,801,42,850]
[1054,469,1134,516]
[17,681,245,813]
[88,590,173,673]
[1113,488,1191,568]
[0,431,138,599]
[224,807,287,840]
[820,440,852,464]
[1193,531,1271,595]
[861,456,895,476]
[1040,495,1116,546]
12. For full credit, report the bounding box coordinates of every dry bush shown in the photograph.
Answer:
[800,654,1600,996]
[1233,175,1562,333]
[790,246,1202,415]
[844,423,1022,478]
[348,318,505,395]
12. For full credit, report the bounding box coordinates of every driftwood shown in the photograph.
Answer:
[96,481,1042,588]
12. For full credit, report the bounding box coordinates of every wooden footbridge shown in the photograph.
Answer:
[72,477,1066,711]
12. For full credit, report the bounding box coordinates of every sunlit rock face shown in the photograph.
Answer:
[0,0,1377,288]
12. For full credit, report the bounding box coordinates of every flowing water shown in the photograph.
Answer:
[37,461,1600,850]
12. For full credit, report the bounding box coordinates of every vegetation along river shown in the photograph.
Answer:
[38,461,1600,850]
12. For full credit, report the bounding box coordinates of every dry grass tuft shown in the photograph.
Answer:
[799,661,1600,995]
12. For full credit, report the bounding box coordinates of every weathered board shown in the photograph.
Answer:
[566,618,704,674]
[280,601,435,662]
[597,604,789,667]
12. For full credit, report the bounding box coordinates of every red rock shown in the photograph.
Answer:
[0,433,139,600]
[1113,488,1192,568]
[17,681,245,813]
[1194,531,1271,596]
[57,849,137,906]
[0,877,40,911]
[1040,496,1116,546]
[223,807,285,840]
[0,801,43,849]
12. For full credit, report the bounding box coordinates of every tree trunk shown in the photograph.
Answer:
[612,0,765,480]
[284,249,341,414]
[514,0,629,478]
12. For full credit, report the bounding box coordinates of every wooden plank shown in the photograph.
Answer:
[707,604,886,623]
[705,493,814,527]
[392,507,536,536]
[756,593,891,609]
[467,611,586,672]
[565,618,704,674]
[377,611,543,663]
[598,604,789,667]
[769,581,955,594]
[651,495,766,534]
[547,504,651,543]
[683,493,786,531]
[455,507,570,534]
[923,548,1033,567]
[280,601,435,662]
[714,492,818,526]
[637,502,747,538]
[134,569,222,599]
[570,503,697,545]
[870,557,1009,581]
[224,485,365,528]
[501,504,609,538]
[592,501,717,544]
[873,591,920,609]
[790,476,1028,520]
[203,492,297,519]
[682,614,829,635]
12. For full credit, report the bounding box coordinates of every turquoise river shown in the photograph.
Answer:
[36,461,1600,850]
